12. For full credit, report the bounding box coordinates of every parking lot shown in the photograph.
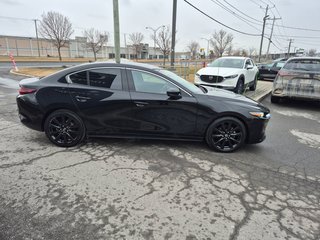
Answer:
[1,70,320,240]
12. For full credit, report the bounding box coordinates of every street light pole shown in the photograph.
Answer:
[146,25,165,59]
[33,19,40,57]
[201,37,211,59]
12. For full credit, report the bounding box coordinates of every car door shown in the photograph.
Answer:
[126,69,198,139]
[245,59,256,84]
[67,67,133,135]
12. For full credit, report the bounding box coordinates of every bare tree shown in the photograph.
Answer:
[39,11,73,61]
[83,28,108,61]
[129,32,144,59]
[308,48,317,57]
[153,26,171,66]
[210,29,233,57]
[187,41,200,59]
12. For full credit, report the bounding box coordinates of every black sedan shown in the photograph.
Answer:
[16,62,270,152]
[258,60,286,80]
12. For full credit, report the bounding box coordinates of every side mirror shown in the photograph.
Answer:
[167,87,181,99]
[246,65,253,70]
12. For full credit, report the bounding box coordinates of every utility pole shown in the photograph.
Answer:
[33,19,40,57]
[146,25,165,59]
[266,17,281,59]
[113,0,120,63]
[287,39,293,58]
[258,5,269,63]
[170,0,177,67]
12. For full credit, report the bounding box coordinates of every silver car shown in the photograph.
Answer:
[271,57,320,103]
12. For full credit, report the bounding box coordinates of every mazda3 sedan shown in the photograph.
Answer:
[17,62,270,152]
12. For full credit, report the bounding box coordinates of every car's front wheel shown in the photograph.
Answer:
[234,78,245,94]
[44,109,86,147]
[206,117,246,152]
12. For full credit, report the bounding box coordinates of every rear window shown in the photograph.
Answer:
[284,59,320,72]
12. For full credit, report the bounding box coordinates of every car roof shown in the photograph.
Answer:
[287,57,320,61]
[219,56,248,60]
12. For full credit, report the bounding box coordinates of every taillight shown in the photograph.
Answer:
[19,86,37,95]
[278,70,299,77]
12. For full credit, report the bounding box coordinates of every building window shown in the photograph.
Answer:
[109,53,115,59]
[120,54,126,58]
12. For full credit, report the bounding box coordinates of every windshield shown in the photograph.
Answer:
[208,58,244,68]
[157,69,203,94]
[284,59,320,72]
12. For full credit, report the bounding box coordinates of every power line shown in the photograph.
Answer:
[183,0,261,36]
[222,0,262,23]
[208,0,261,31]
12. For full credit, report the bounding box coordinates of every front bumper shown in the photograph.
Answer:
[194,75,238,90]
[246,117,270,144]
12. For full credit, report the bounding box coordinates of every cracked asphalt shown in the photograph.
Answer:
[0,69,320,240]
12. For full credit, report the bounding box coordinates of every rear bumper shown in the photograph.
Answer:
[16,95,44,131]
[273,78,320,100]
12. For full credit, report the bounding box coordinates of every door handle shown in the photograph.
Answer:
[75,95,91,102]
[134,101,148,107]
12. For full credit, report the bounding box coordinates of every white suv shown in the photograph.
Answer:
[194,56,259,94]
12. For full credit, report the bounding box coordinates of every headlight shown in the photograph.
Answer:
[224,74,238,79]
[195,73,201,81]
[249,112,271,119]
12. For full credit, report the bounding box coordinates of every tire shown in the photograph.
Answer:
[271,95,280,104]
[234,78,245,94]
[44,109,86,147]
[206,117,246,153]
[249,74,258,91]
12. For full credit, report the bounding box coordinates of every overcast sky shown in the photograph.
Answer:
[1,0,320,54]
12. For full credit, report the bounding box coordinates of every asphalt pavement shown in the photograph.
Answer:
[0,68,319,240]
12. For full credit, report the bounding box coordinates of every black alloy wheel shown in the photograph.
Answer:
[206,117,246,152]
[235,79,245,94]
[44,110,85,147]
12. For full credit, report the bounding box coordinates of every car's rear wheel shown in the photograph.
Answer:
[206,117,246,153]
[44,110,86,147]
[234,78,245,94]
[249,74,258,91]
[271,95,280,103]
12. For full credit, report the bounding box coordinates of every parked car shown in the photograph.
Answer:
[271,57,320,103]
[194,57,259,94]
[16,62,270,152]
[258,60,286,80]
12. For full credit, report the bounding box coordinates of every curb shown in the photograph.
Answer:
[255,90,272,102]
[9,69,35,78]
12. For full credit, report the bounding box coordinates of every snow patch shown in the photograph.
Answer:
[290,129,320,149]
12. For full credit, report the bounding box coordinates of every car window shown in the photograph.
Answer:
[284,59,320,72]
[131,70,176,94]
[69,71,88,85]
[275,62,285,68]
[208,58,244,68]
[245,59,251,66]
[89,68,122,90]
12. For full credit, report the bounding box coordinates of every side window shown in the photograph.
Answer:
[89,68,122,90]
[69,71,88,85]
[131,70,176,94]
[249,60,254,66]
[275,62,285,68]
